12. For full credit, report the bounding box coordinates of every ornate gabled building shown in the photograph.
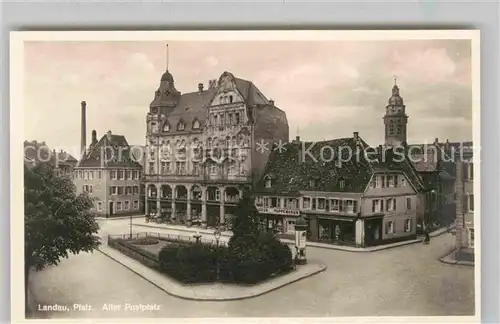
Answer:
[144,68,289,229]
[254,133,426,247]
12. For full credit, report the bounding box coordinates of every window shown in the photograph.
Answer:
[149,162,155,174]
[163,123,171,132]
[372,199,384,213]
[192,120,200,129]
[345,200,357,213]
[117,186,124,195]
[265,179,272,188]
[215,189,221,201]
[385,220,395,234]
[213,115,218,126]
[98,170,102,179]
[78,171,83,179]
[133,200,139,209]
[83,185,93,193]
[235,112,240,124]
[84,171,88,180]
[161,162,171,174]
[89,171,93,180]
[255,197,264,207]
[387,175,395,187]
[389,120,395,135]
[219,114,224,126]
[339,180,345,189]
[228,162,236,176]
[151,122,157,132]
[309,179,316,187]
[317,198,326,210]
[126,170,132,180]
[210,163,217,175]
[178,121,185,131]
[132,186,138,195]
[312,198,317,210]
[126,186,132,195]
[386,198,396,212]
[468,162,474,180]
[192,162,200,175]
[286,198,298,209]
[400,177,406,187]
[303,197,311,209]
[118,170,124,180]
[271,197,278,208]
[468,228,474,248]
[117,201,122,211]
[97,202,102,211]
[111,170,117,180]
[374,175,382,188]
[133,171,139,179]
[330,199,339,211]
[404,219,412,232]
[228,113,233,125]
[229,95,233,103]
[406,197,412,210]
[124,201,130,210]
[110,186,117,195]
[468,194,474,212]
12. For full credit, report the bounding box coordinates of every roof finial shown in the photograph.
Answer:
[166,44,169,71]
[393,75,397,86]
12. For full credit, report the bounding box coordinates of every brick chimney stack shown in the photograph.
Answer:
[81,101,87,157]
[198,83,204,93]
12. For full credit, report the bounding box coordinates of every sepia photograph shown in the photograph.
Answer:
[10,30,480,322]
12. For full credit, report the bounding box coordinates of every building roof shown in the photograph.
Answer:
[77,132,142,168]
[24,140,77,167]
[233,76,270,106]
[255,135,426,195]
[158,88,218,134]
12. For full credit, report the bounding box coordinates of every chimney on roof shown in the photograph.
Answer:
[81,101,87,157]
[198,83,204,93]
[353,132,359,140]
[434,137,439,145]
[92,130,97,145]
[106,130,112,141]
[209,79,217,89]
[269,99,275,106]
[295,136,300,142]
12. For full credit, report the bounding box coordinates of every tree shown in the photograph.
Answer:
[24,163,100,312]
[228,188,259,247]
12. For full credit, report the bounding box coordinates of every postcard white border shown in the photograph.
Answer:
[10,30,481,324]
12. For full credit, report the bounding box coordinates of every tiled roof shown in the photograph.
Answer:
[255,136,425,195]
[234,77,270,106]
[77,133,142,168]
[24,141,77,167]
[157,88,218,134]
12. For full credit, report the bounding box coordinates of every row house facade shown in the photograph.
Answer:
[144,69,288,229]
[455,144,475,252]
[73,129,142,216]
[254,133,425,247]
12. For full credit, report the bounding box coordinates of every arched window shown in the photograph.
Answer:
[229,95,233,103]
[177,121,185,131]
[163,122,170,132]
[207,138,212,149]
[192,119,200,129]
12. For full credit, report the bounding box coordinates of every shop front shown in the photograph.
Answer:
[256,206,301,235]
[363,216,383,247]
[317,216,356,246]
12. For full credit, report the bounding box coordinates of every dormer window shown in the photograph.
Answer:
[151,122,158,133]
[229,95,233,103]
[339,178,346,189]
[163,122,170,132]
[309,179,316,187]
[265,179,272,188]
[192,119,200,130]
[177,121,185,131]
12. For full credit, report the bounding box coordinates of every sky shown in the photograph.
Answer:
[24,39,473,154]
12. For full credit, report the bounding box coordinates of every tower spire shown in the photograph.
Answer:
[166,44,169,71]
[393,75,397,86]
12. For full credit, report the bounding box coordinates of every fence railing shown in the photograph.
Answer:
[107,231,228,247]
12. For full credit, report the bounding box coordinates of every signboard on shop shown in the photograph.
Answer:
[257,206,300,216]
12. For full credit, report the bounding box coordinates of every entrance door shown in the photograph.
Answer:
[109,201,114,216]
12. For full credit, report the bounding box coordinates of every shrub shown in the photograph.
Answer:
[129,237,160,245]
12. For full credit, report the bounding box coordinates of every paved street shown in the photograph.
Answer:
[28,218,475,318]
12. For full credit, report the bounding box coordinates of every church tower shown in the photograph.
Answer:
[383,77,408,147]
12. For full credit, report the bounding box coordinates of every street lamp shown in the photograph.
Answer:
[214,228,221,281]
